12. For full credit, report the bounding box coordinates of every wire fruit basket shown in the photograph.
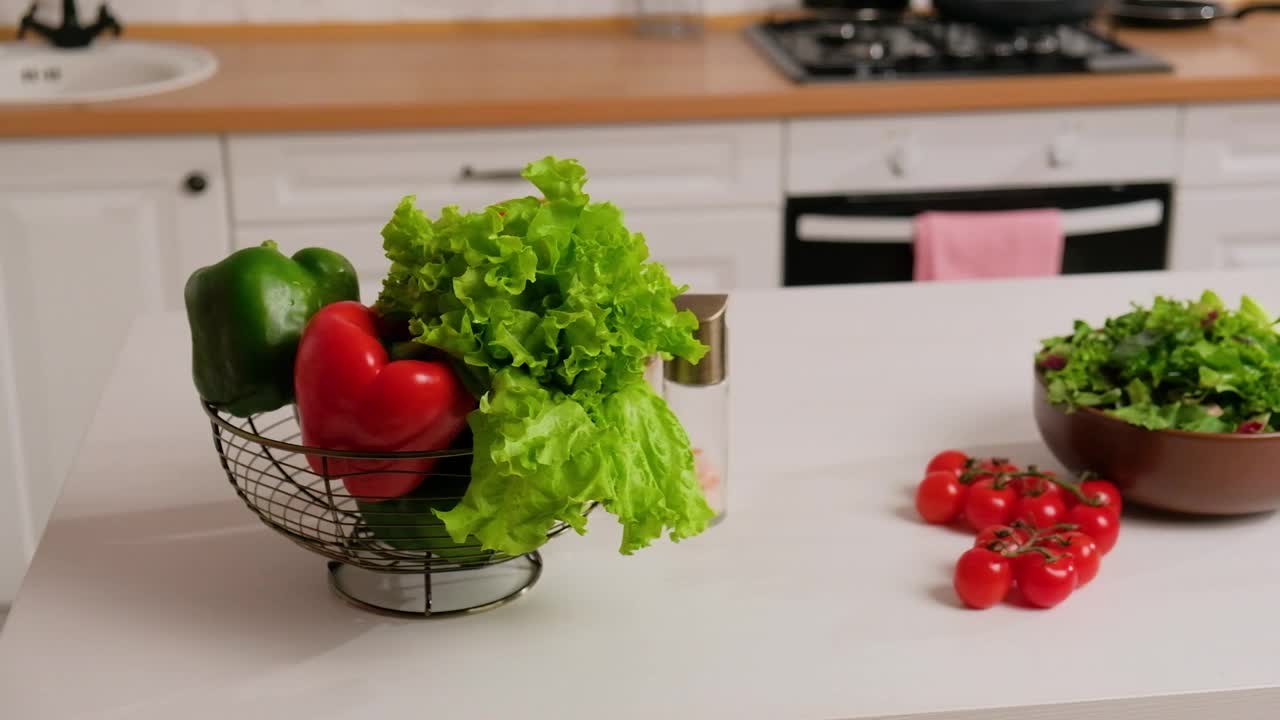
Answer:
[202,402,587,618]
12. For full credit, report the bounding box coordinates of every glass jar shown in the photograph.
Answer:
[664,293,728,523]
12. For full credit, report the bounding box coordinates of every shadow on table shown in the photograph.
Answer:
[25,499,387,667]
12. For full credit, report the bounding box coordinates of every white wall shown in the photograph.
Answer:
[6,0,798,24]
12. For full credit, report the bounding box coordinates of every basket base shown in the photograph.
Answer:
[326,554,543,619]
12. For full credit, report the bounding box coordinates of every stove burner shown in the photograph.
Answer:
[1030,33,1060,55]
[746,17,1173,82]
[816,23,857,45]
[990,40,1016,58]
[911,43,937,59]
[943,28,981,59]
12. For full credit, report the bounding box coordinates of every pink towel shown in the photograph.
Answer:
[912,208,1064,282]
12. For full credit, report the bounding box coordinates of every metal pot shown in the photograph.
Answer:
[1111,1,1280,27]
[931,0,1106,25]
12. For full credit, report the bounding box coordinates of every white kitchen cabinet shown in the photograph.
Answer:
[226,121,785,296]
[626,207,781,291]
[0,137,229,603]
[1174,102,1280,271]
[235,206,782,298]
[788,106,1179,195]
[226,122,783,223]
[1171,186,1280,270]
[0,284,27,612]
[1181,102,1280,187]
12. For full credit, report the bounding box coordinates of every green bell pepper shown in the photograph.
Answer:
[184,240,359,417]
[355,486,492,566]
[354,434,491,566]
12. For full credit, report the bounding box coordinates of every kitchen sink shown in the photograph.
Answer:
[0,41,217,104]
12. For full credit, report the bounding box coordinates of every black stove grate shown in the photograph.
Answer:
[747,18,1172,82]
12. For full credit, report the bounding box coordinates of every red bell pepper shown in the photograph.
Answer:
[293,301,475,500]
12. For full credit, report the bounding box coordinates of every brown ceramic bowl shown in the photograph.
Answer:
[1033,372,1280,515]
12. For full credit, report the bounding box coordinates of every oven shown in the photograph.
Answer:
[784,182,1172,286]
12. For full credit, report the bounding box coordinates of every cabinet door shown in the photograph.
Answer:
[237,206,782,302]
[0,287,27,610]
[1171,187,1280,270]
[1181,103,1280,187]
[0,137,229,602]
[627,207,782,293]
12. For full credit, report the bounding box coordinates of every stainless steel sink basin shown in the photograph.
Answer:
[0,41,217,104]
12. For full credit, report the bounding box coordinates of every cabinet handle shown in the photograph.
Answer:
[796,199,1164,243]
[1048,134,1079,169]
[887,144,918,178]
[184,172,209,195]
[458,165,524,182]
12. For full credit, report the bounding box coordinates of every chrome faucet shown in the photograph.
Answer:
[17,1,122,48]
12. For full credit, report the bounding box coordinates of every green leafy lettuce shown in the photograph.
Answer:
[375,156,713,555]
[1037,290,1280,433]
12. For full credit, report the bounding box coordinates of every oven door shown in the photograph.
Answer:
[784,183,1172,286]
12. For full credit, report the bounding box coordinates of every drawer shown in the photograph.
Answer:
[227,122,782,224]
[235,206,782,301]
[1170,186,1280,270]
[1181,103,1280,186]
[787,107,1178,195]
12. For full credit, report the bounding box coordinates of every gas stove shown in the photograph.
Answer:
[746,17,1172,82]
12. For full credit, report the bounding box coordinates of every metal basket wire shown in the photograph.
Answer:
[202,402,586,618]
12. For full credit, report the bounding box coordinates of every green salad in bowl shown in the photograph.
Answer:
[1036,290,1280,434]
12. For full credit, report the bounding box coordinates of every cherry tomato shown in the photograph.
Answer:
[974,524,1030,553]
[964,477,1018,531]
[961,458,1015,487]
[1044,531,1100,587]
[953,548,1013,610]
[977,457,1020,475]
[1014,552,1078,608]
[1067,505,1120,555]
[1014,492,1067,529]
[1013,473,1066,503]
[1080,479,1123,516]
[1032,473,1082,508]
[926,449,969,477]
[1058,480,1082,509]
[915,471,967,524]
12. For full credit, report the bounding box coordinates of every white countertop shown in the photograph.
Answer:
[4,270,1280,719]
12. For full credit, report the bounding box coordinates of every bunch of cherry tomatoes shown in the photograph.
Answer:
[915,450,1122,610]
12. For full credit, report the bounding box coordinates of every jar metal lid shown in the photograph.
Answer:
[665,293,727,385]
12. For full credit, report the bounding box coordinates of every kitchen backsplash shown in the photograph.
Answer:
[4,0,801,24]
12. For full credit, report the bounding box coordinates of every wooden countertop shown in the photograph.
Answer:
[4,16,1280,138]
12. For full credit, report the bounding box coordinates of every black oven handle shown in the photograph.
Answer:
[795,199,1165,243]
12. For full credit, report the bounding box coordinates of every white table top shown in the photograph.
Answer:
[5,269,1280,719]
